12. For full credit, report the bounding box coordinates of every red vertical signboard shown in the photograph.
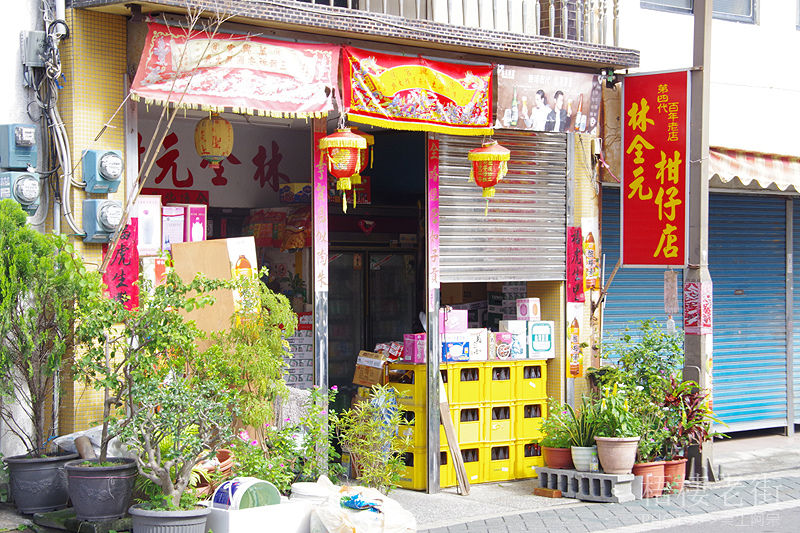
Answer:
[621,70,690,267]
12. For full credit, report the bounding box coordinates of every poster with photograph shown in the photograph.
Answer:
[495,65,600,134]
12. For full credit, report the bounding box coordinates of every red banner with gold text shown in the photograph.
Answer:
[621,70,690,267]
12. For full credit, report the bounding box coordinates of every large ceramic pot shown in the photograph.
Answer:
[632,461,666,498]
[66,457,138,522]
[542,447,574,469]
[4,451,80,514]
[570,445,596,472]
[594,436,640,475]
[129,504,211,533]
[663,457,688,494]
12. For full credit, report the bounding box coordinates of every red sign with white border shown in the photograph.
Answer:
[621,70,690,267]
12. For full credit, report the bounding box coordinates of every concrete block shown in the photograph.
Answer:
[573,471,637,503]
[535,467,578,498]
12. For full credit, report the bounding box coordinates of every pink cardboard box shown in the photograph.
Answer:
[169,203,207,243]
[439,309,468,334]
[402,333,426,363]
[516,298,541,321]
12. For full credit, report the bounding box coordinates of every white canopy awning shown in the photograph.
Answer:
[710,147,800,193]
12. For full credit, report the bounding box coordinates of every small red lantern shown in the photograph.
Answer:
[468,140,510,214]
[194,112,233,169]
[350,128,375,185]
[319,128,366,212]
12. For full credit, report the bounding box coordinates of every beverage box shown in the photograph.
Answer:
[439,308,468,334]
[499,320,528,359]
[168,203,208,243]
[516,298,541,321]
[442,333,469,362]
[489,331,513,360]
[161,205,185,252]
[135,195,162,257]
[528,321,555,359]
[467,328,488,361]
[402,333,426,363]
[352,351,387,387]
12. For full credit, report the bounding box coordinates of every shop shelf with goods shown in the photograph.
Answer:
[514,360,548,401]
[484,361,516,403]
[397,447,457,491]
[514,400,547,441]
[514,440,543,479]
[484,441,515,482]
[483,404,514,443]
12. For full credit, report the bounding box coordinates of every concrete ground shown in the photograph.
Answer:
[0,428,798,532]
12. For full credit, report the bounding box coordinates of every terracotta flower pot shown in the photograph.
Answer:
[594,436,640,474]
[663,456,688,494]
[542,447,574,469]
[632,461,666,498]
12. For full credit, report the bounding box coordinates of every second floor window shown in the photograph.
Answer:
[641,0,756,23]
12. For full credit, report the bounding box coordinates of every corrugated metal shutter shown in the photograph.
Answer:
[600,188,683,342]
[791,199,800,424]
[437,131,567,282]
[709,194,787,432]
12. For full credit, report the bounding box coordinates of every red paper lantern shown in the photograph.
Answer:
[194,112,233,169]
[350,128,374,185]
[468,140,510,213]
[319,128,366,212]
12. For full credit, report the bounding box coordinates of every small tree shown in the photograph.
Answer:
[0,199,104,456]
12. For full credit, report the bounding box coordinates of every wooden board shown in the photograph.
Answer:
[439,375,470,495]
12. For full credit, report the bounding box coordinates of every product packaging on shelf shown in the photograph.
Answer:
[402,333,426,363]
[353,351,387,387]
[516,298,541,321]
[499,320,528,359]
[488,332,513,360]
[439,308,468,334]
[441,333,469,362]
[467,328,488,361]
[527,321,555,359]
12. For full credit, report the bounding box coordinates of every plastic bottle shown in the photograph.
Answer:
[510,87,519,126]
[589,450,599,472]
[234,254,252,278]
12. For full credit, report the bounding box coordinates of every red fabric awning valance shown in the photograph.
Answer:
[710,147,800,192]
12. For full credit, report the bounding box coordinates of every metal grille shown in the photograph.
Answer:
[437,130,567,282]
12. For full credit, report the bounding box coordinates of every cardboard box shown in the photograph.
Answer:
[467,328,488,361]
[516,298,541,321]
[441,282,487,304]
[135,195,162,256]
[489,332,513,360]
[161,205,185,252]
[499,320,528,359]
[402,333,426,364]
[528,321,556,359]
[442,333,469,362]
[439,308,468,334]
[353,351,387,387]
[279,183,311,203]
[168,203,208,243]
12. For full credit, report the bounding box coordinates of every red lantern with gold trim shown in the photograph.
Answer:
[319,128,366,212]
[194,112,233,169]
[468,140,510,214]
[350,128,374,186]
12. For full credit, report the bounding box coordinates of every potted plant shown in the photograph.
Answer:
[0,200,104,514]
[537,398,574,469]
[631,405,670,498]
[594,384,642,475]
[330,384,410,494]
[562,397,600,472]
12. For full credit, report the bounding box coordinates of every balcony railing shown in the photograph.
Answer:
[302,0,619,46]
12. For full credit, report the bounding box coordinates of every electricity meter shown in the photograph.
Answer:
[83,199,123,243]
[0,124,38,169]
[83,149,124,193]
[0,171,41,215]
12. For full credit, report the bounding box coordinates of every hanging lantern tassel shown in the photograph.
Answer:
[319,128,366,213]
[350,128,375,187]
[468,141,511,216]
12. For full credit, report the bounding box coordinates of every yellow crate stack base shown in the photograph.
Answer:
[459,445,483,484]
[484,441,515,482]
[396,447,459,490]
[514,439,544,479]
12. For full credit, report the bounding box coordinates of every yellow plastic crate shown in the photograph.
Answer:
[484,362,515,402]
[514,400,546,441]
[387,363,426,407]
[440,447,456,488]
[397,447,427,491]
[514,439,543,479]
[454,404,483,444]
[515,360,548,401]
[484,441,514,482]
[399,406,426,448]
[459,446,483,484]
[450,362,484,405]
[484,404,514,443]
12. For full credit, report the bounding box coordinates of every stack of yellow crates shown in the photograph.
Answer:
[390,359,548,490]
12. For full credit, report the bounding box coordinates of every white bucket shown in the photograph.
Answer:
[212,477,281,510]
[289,482,330,506]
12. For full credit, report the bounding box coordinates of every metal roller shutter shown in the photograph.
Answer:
[709,194,787,432]
[437,131,567,282]
[600,189,683,342]
[795,199,800,424]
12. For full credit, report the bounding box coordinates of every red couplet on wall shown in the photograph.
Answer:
[621,70,690,268]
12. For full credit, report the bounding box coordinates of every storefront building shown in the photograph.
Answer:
[25,0,639,489]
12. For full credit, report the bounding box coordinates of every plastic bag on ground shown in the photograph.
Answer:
[52,425,135,459]
[309,476,416,533]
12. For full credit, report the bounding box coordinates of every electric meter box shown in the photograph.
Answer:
[83,149,123,193]
[0,124,38,170]
[0,171,41,215]
[83,199,123,243]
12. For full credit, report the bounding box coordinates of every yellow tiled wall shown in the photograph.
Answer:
[57,8,128,434]
[527,280,565,403]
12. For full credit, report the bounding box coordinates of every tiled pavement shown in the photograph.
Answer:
[417,475,800,532]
